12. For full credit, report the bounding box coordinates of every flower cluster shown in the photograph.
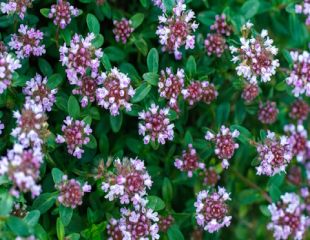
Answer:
[301,187,310,214]
[286,51,310,97]
[182,80,218,105]
[258,101,279,124]
[0,121,4,135]
[289,99,309,122]
[158,67,184,110]
[0,0,33,19]
[241,83,259,103]
[9,24,45,59]
[48,0,79,29]
[287,166,302,186]
[101,157,152,205]
[174,144,205,177]
[267,193,308,240]
[205,126,239,169]
[158,215,174,232]
[138,104,175,145]
[59,33,103,83]
[205,14,231,57]
[284,124,310,162]
[201,167,220,186]
[0,52,21,94]
[230,22,279,84]
[96,67,135,115]
[156,0,198,59]
[152,0,165,11]
[295,1,310,25]
[23,74,57,112]
[56,175,91,209]
[113,18,134,44]
[56,117,92,159]
[256,131,292,176]
[0,143,42,198]
[11,100,49,148]
[194,187,231,233]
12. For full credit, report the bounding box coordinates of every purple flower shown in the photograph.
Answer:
[0,0,33,19]
[258,101,279,124]
[113,18,134,44]
[0,52,21,94]
[9,24,45,59]
[295,1,310,26]
[0,121,4,135]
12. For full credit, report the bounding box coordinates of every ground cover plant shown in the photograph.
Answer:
[0,0,309,239]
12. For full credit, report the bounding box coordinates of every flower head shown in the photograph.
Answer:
[267,193,308,240]
[256,131,292,176]
[210,14,232,37]
[0,0,33,19]
[205,126,239,169]
[230,23,279,83]
[158,215,174,232]
[0,52,21,94]
[289,99,309,122]
[241,83,259,103]
[0,143,42,198]
[56,116,92,159]
[295,1,310,25]
[156,0,198,59]
[113,18,134,44]
[138,104,175,145]
[107,218,123,240]
[174,144,205,177]
[286,51,310,97]
[96,67,135,116]
[182,80,217,105]
[0,121,4,135]
[200,167,220,186]
[48,0,79,29]
[9,24,45,59]
[194,187,231,233]
[59,33,103,84]
[23,74,57,112]
[204,33,227,57]
[258,101,278,124]
[56,175,91,208]
[101,157,152,205]
[158,67,184,111]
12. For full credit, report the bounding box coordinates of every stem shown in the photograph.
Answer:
[231,168,272,203]
[55,27,59,48]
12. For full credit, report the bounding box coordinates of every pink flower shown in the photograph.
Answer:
[0,0,33,19]
[156,0,198,60]
[210,14,232,37]
[256,131,292,176]
[194,187,231,233]
[258,101,278,124]
[200,167,220,187]
[158,67,184,111]
[295,1,310,26]
[158,215,174,233]
[0,143,42,198]
[113,18,134,44]
[96,67,135,116]
[289,99,309,122]
[286,51,310,97]
[241,83,259,103]
[107,218,123,240]
[230,23,279,83]
[138,104,175,145]
[0,121,4,135]
[0,52,21,94]
[48,0,79,29]
[267,193,308,240]
[9,24,45,59]
[101,157,152,205]
[204,33,227,57]
[205,126,239,169]
[56,175,91,209]
[56,116,92,159]
[23,74,57,112]
[174,144,205,177]
[59,33,103,84]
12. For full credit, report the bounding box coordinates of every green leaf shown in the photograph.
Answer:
[259,205,271,217]
[162,178,173,202]
[241,0,260,19]
[57,218,65,240]
[132,82,151,103]
[52,168,64,184]
[32,192,57,214]
[269,185,281,202]
[7,216,30,236]
[134,38,148,56]
[147,48,159,73]
[130,13,144,29]
[110,112,123,133]
[48,73,63,89]
[40,8,50,18]
[163,0,175,12]
[268,173,285,188]
[147,196,165,211]
[216,102,230,127]
[104,46,126,61]
[0,191,13,216]
[38,58,53,77]
[92,34,104,48]
[68,95,81,119]
[86,14,100,34]
[59,205,73,226]
[24,210,40,227]
[143,72,159,86]
[185,55,196,78]
[101,53,112,71]
[100,2,112,18]
[167,224,184,240]
[79,0,93,2]
[140,0,150,8]
[197,11,217,26]
[86,135,97,149]
[282,49,293,66]
[275,81,286,91]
